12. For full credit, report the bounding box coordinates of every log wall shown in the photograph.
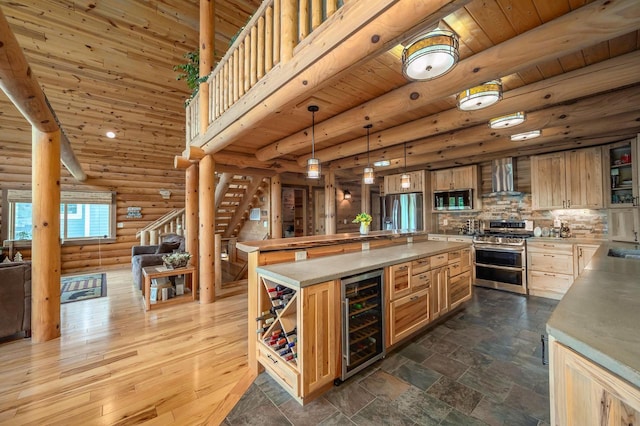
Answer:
[0,146,185,275]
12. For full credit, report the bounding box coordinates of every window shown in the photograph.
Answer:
[3,189,115,243]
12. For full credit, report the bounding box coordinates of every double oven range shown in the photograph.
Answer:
[473,220,532,295]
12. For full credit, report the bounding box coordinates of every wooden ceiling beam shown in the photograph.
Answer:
[329,81,640,171]
[0,6,86,181]
[199,0,470,155]
[258,0,640,161]
[306,51,640,166]
[212,151,305,174]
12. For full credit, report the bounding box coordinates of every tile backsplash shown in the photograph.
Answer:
[436,193,607,239]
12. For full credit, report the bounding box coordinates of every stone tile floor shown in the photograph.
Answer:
[225,287,558,425]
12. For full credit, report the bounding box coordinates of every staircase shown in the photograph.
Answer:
[136,208,185,245]
[216,174,269,238]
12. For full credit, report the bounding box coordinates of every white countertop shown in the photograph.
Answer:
[256,241,469,288]
[547,241,640,388]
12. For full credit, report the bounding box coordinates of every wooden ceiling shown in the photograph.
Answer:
[2,0,640,182]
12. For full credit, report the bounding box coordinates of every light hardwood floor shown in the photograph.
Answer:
[0,268,251,425]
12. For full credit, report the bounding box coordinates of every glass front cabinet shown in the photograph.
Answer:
[605,138,639,208]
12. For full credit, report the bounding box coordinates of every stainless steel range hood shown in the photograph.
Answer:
[483,158,522,196]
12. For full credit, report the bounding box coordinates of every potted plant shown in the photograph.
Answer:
[173,50,208,106]
[353,212,373,235]
[162,252,191,269]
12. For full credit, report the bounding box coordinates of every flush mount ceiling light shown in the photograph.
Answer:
[489,111,526,129]
[306,105,321,179]
[343,189,352,200]
[374,160,391,167]
[401,143,411,189]
[105,131,116,139]
[402,29,459,81]
[510,130,541,141]
[363,124,375,184]
[457,79,503,111]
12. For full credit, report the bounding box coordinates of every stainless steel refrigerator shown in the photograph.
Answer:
[381,193,424,231]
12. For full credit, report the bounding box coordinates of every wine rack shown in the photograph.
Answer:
[257,276,298,367]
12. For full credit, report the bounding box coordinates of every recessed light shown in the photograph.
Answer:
[373,160,391,167]
[510,130,541,141]
[106,131,116,139]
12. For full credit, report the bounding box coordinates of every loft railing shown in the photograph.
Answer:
[186,0,344,144]
[136,208,186,245]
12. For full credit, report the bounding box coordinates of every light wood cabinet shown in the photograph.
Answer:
[527,241,575,300]
[388,262,411,300]
[430,266,449,320]
[389,288,430,346]
[604,138,639,208]
[432,165,475,191]
[608,208,640,243]
[550,338,640,426]
[384,170,424,194]
[531,147,604,210]
[576,244,599,275]
[256,275,339,403]
[448,247,472,310]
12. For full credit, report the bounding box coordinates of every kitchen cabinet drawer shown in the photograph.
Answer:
[448,260,463,277]
[411,270,431,290]
[389,288,430,345]
[529,252,574,275]
[528,241,574,254]
[389,262,411,300]
[411,257,431,275]
[259,344,300,396]
[449,271,471,310]
[430,253,448,268]
[448,250,462,262]
[528,271,573,300]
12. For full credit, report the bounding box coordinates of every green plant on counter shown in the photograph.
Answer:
[352,212,372,226]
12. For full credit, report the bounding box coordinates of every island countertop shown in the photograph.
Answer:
[547,241,640,388]
[255,240,469,288]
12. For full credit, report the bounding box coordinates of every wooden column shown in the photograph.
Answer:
[31,128,61,343]
[185,163,199,270]
[199,154,216,303]
[324,169,336,234]
[199,0,215,134]
[280,0,297,62]
[270,174,282,238]
[361,180,371,213]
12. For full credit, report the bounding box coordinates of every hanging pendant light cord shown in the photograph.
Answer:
[367,127,371,167]
[311,110,315,158]
[404,143,407,172]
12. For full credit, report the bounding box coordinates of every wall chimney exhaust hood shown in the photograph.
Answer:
[483,158,522,196]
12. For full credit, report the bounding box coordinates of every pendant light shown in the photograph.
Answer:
[306,105,320,179]
[400,143,410,189]
[457,79,502,111]
[489,112,526,129]
[402,29,459,81]
[363,124,374,184]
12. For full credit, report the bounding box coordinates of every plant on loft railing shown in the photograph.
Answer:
[174,50,208,106]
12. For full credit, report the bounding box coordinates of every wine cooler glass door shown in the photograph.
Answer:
[341,269,385,380]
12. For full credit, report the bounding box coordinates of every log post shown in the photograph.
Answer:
[140,230,149,245]
[31,128,61,343]
[280,0,297,62]
[150,229,159,245]
[186,164,199,270]
[270,174,282,238]
[199,154,216,303]
[199,0,215,136]
[324,168,336,234]
[214,233,222,294]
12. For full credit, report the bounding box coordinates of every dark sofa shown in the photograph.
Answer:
[131,234,185,290]
[0,261,31,339]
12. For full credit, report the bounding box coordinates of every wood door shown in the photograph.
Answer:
[576,244,599,275]
[449,271,471,310]
[388,262,411,300]
[565,147,604,209]
[384,174,401,194]
[430,267,448,320]
[608,208,639,242]
[604,139,639,208]
[432,169,452,191]
[550,339,640,426]
[389,288,429,346]
[451,166,474,189]
[531,152,567,210]
[529,252,574,275]
[301,280,339,398]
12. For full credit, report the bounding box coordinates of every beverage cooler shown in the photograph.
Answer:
[340,269,385,380]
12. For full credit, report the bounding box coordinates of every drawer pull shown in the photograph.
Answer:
[419,275,428,280]
[543,273,556,277]
[398,265,408,271]
[410,295,419,301]
[267,354,278,364]
[543,254,555,257]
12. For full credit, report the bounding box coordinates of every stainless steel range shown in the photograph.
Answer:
[473,220,532,295]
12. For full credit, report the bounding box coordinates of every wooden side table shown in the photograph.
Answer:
[142,265,197,311]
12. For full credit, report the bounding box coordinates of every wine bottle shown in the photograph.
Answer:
[284,328,297,336]
[255,312,275,321]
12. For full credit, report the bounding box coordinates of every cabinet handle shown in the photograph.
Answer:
[410,295,419,301]
[267,354,278,364]
[567,199,571,208]
[543,254,555,257]
[541,335,548,366]
[543,273,556,277]
[419,275,428,280]
[579,248,583,257]
[563,200,566,208]
[398,265,408,271]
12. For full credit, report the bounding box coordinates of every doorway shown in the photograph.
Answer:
[282,187,307,237]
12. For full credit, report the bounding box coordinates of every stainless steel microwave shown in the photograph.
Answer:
[433,189,473,211]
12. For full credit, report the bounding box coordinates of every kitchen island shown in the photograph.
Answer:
[240,233,472,404]
[547,241,640,424]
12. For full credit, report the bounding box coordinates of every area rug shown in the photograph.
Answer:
[60,273,107,304]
